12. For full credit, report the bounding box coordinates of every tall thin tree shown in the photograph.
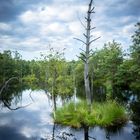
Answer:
[74,0,100,107]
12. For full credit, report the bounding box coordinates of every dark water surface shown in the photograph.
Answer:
[0,90,138,140]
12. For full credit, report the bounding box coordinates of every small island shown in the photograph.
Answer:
[54,100,127,128]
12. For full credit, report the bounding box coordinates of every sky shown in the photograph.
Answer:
[0,0,140,60]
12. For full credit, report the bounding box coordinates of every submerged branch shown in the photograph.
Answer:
[29,91,35,102]
[88,135,96,140]
[0,77,32,110]
[0,77,19,95]
[1,98,32,111]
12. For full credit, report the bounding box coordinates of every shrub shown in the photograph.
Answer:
[54,100,127,128]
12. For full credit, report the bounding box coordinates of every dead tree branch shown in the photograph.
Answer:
[0,77,19,95]
[0,77,32,110]
[77,12,86,29]
[74,38,87,45]
[1,98,31,111]
[89,36,101,45]
[79,48,86,53]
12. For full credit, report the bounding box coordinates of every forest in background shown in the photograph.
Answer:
[0,22,140,102]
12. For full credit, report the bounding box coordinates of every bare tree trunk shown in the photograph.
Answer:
[91,63,94,102]
[84,126,89,140]
[53,94,57,111]
[74,0,100,107]
[52,123,56,140]
[52,68,57,116]
[84,61,91,106]
[84,0,94,107]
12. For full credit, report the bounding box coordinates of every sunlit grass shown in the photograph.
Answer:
[54,100,127,128]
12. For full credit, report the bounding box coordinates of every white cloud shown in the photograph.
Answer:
[0,23,11,31]
[19,10,37,23]
[0,0,139,60]
[40,22,68,36]
[122,24,135,36]
[19,4,84,24]
[68,21,83,36]
[0,35,47,52]
[17,2,89,58]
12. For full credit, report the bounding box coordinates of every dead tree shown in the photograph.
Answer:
[74,0,100,107]
[0,77,19,96]
[0,77,31,110]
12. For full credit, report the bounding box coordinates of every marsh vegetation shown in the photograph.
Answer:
[0,0,140,139]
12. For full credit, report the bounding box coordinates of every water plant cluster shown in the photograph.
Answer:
[54,100,127,128]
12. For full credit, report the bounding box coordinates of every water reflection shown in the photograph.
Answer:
[131,101,140,140]
[0,87,139,140]
[0,90,53,139]
[0,81,27,110]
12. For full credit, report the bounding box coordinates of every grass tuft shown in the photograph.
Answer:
[54,100,127,128]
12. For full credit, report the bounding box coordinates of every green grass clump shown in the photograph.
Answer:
[54,100,127,128]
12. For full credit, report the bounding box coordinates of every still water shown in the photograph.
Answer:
[0,89,138,140]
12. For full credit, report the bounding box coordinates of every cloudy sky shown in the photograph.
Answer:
[0,0,140,60]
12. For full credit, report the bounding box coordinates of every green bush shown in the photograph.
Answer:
[54,100,127,128]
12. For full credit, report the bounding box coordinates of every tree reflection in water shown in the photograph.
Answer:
[0,80,31,110]
[43,123,77,140]
[131,101,140,140]
[0,82,140,140]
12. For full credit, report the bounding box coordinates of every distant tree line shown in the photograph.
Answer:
[0,22,139,102]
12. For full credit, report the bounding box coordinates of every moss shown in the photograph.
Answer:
[54,100,127,128]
